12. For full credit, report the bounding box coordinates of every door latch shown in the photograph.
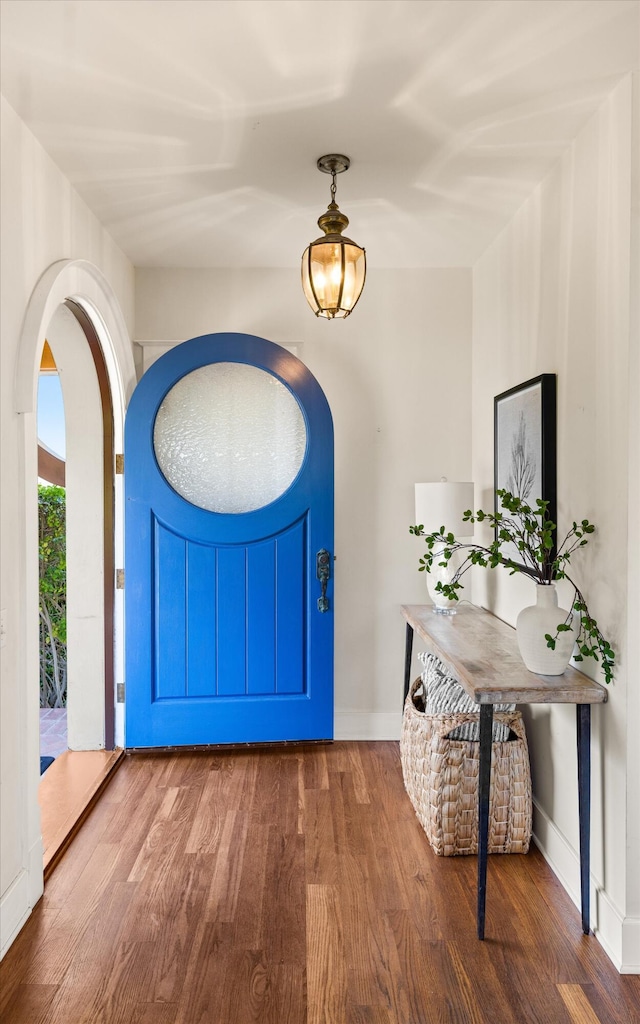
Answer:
[316,549,331,612]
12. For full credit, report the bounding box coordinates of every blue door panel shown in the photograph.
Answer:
[276,519,305,694]
[154,523,186,700]
[125,332,334,749]
[215,546,247,696]
[186,543,217,698]
[247,540,276,695]
[149,518,310,702]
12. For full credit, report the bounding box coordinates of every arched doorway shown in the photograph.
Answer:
[15,259,136,894]
[37,340,67,766]
[37,301,117,753]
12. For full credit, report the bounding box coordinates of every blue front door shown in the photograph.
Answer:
[124,333,334,748]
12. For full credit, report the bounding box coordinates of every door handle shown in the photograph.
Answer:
[316,549,331,612]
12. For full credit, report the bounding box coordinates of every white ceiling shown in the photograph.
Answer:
[1,0,637,269]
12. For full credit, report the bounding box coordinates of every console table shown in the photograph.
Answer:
[401,603,608,940]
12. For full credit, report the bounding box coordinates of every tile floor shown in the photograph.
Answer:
[40,708,68,759]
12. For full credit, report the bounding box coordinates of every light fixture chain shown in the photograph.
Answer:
[330,171,337,204]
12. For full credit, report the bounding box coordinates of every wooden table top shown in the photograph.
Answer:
[401,603,608,705]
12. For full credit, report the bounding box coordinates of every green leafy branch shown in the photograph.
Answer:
[410,489,614,683]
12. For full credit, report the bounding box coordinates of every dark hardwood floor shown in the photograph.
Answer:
[1,742,638,1023]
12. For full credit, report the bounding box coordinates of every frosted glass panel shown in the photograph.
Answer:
[153,362,307,513]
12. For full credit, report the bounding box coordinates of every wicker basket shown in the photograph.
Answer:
[401,677,532,856]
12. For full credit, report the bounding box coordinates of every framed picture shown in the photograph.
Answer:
[494,374,557,567]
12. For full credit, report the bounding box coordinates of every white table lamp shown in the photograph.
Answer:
[414,480,474,613]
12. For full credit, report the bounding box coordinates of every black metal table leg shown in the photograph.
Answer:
[477,703,494,940]
[403,622,414,706]
[577,703,591,935]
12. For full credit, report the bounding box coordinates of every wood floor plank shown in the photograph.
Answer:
[517,851,640,1022]
[444,937,521,1024]
[304,787,338,885]
[30,881,139,1023]
[264,962,306,1024]
[217,749,259,814]
[303,743,330,791]
[0,907,60,1014]
[327,765,354,857]
[256,751,300,831]
[173,920,235,1024]
[129,1004,178,1024]
[225,948,271,1023]
[340,860,410,1017]
[134,862,208,1002]
[224,948,302,1024]
[231,822,271,951]
[488,848,640,1024]
[345,743,372,804]
[383,911,439,1023]
[578,980,640,1024]
[258,829,306,963]
[347,1007,396,1024]
[0,984,59,1024]
[41,809,122,910]
[306,883,347,1024]
[2,742,639,1024]
[204,809,249,924]
[127,786,181,882]
[557,984,602,1024]
[22,843,127,985]
[55,942,154,1024]
[296,752,306,835]
[361,812,412,916]
[184,769,227,855]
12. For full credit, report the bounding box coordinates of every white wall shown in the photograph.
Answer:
[0,95,135,957]
[135,265,472,738]
[471,75,639,972]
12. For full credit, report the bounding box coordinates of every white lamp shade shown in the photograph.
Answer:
[414,481,474,537]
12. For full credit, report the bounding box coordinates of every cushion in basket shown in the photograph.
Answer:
[418,651,515,742]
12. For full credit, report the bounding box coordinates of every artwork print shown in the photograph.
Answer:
[494,374,556,568]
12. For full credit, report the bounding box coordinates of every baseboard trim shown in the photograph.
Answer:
[334,711,402,741]
[0,870,31,960]
[533,798,638,974]
[1,833,43,959]
[595,890,640,975]
[620,914,640,975]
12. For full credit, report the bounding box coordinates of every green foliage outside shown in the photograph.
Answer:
[39,484,67,707]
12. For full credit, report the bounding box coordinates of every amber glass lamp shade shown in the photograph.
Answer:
[301,202,366,319]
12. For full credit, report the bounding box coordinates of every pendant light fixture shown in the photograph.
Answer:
[301,154,366,319]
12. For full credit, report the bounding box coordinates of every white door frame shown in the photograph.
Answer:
[13,259,136,917]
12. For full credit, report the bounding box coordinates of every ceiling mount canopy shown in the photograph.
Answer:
[301,154,366,320]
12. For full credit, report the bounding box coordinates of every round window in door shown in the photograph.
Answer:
[153,361,307,514]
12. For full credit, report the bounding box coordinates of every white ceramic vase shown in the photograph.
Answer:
[516,583,579,675]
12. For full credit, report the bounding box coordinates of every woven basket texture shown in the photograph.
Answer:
[401,677,532,857]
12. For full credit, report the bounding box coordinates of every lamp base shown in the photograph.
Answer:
[425,545,461,615]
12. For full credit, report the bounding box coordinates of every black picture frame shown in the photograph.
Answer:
[494,374,557,568]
